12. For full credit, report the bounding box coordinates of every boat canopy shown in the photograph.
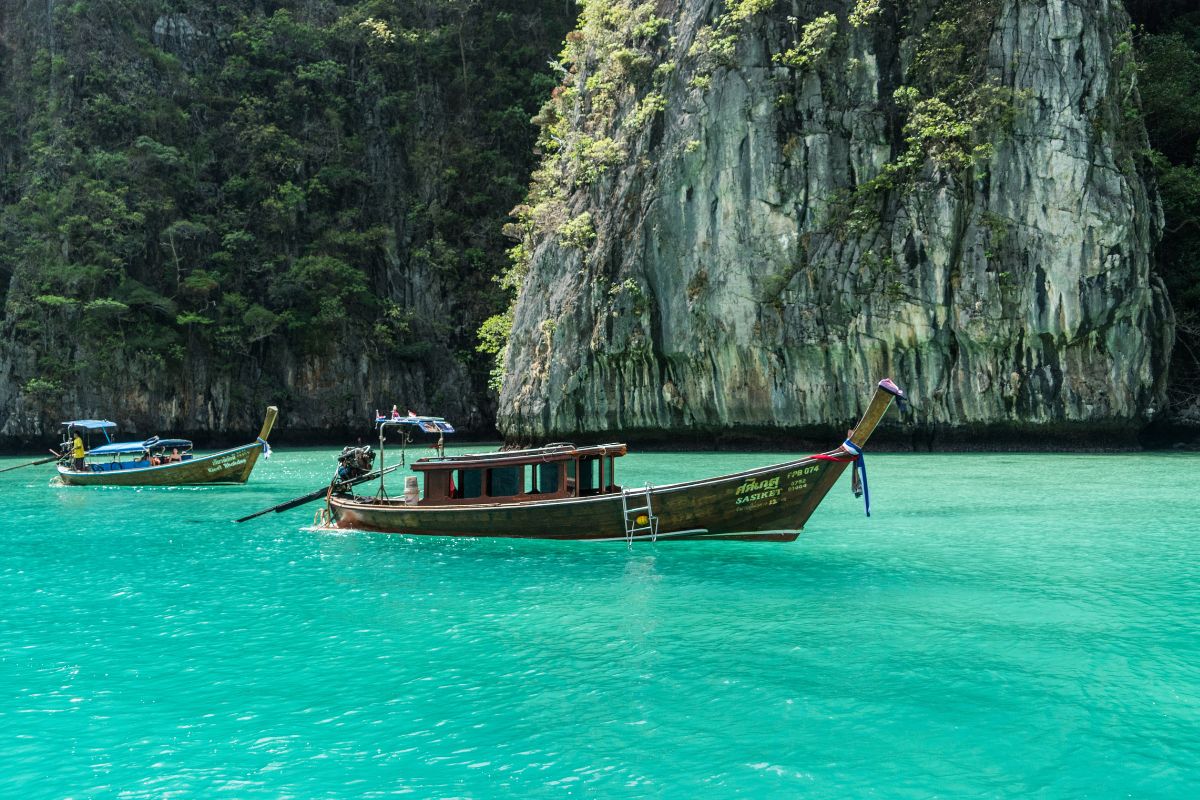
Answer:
[374,415,455,434]
[62,419,117,430]
[149,438,193,450]
[88,438,194,457]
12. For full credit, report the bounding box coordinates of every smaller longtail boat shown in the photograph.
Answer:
[315,381,906,542]
[56,406,278,487]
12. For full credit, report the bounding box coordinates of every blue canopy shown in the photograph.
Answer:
[62,419,117,430]
[138,436,192,449]
[86,441,152,456]
[87,438,194,457]
[374,415,455,434]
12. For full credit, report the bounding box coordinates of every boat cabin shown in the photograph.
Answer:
[410,443,627,506]
[60,418,195,472]
[80,437,195,471]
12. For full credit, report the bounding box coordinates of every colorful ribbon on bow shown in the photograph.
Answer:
[812,439,871,516]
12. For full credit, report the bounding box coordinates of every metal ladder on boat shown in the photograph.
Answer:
[620,484,659,543]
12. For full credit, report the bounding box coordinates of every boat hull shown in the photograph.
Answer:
[327,455,852,542]
[57,442,266,487]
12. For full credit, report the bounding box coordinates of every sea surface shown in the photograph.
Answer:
[1,446,1197,798]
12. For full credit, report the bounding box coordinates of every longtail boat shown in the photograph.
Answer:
[56,406,278,487]
[318,381,906,542]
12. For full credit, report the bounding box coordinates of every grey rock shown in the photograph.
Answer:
[499,0,1172,447]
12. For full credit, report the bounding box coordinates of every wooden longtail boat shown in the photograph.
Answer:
[56,407,278,487]
[323,381,906,542]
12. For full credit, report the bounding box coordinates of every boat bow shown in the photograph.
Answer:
[256,406,279,451]
[847,378,908,449]
[815,378,907,516]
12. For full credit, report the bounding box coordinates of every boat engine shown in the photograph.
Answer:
[335,445,375,484]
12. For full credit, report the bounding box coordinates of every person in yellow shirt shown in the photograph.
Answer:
[72,432,85,471]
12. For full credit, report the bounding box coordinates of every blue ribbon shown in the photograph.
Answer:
[842,439,870,517]
[257,438,272,459]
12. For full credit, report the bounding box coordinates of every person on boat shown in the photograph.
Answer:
[169,447,181,463]
[71,432,85,471]
[150,451,162,466]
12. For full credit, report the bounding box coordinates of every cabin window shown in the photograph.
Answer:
[457,468,482,499]
[538,462,560,494]
[579,457,598,494]
[523,463,558,495]
[487,466,522,497]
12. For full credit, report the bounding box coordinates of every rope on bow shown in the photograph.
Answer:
[811,439,871,517]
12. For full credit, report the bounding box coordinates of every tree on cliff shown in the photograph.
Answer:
[0,0,573,433]
[1132,1,1200,421]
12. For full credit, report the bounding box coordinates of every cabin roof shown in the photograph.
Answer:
[88,438,193,456]
[411,442,626,472]
[62,419,118,430]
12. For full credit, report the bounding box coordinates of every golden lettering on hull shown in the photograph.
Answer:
[736,476,780,496]
[735,489,781,505]
[734,464,824,512]
[786,465,821,479]
[734,475,783,512]
[206,453,249,474]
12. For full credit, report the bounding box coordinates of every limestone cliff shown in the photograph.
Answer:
[498,0,1174,446]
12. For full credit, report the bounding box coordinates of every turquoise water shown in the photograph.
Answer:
[1,447,1197,797]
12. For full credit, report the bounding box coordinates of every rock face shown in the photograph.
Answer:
[0,330,473,447]
[499,0,1174,447]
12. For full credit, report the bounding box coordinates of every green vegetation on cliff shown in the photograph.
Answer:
[2,0,1196,439]
[1129,1,1200,418]
[0,0,573,420]
[480,0,675,391]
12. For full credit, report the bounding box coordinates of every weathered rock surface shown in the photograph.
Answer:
[0,320,476,448]
[499,0,1174,447]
